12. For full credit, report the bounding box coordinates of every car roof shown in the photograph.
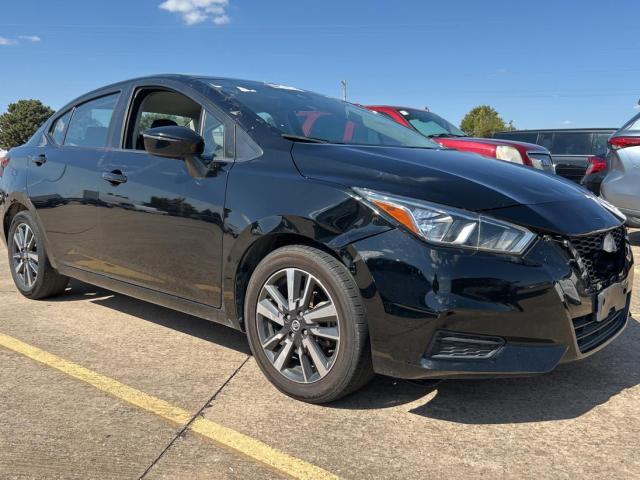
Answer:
[495,128,617,133]
[368,105,425,112]
[51,74,277,116]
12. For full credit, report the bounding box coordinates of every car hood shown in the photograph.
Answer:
[291,143,622,235]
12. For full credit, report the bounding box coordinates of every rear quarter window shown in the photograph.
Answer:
[50,110,73,145]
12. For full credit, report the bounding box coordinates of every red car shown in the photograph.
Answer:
[366,106,555,172]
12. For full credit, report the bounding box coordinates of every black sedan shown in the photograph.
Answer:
[0,75,634,403]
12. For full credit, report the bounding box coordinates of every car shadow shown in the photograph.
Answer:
[50,279,251,355]
[405,319,640,424]
[52,280,639,420]
[332,319,640,420]
[53,280,438,407]
[629,229,640,247]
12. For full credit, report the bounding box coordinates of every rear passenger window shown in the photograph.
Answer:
[50,111,72,145]
[493,132,538,144]
[540,133,552,150]
[64,94,119,148]
[510,133,539,144]
[593,133,611,155]
[551,133,592,155]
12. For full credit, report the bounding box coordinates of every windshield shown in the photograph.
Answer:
[203,79,439,149]
[623,113,640,131]
[397,109,466,138]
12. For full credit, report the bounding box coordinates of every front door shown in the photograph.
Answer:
[96,88,231,307]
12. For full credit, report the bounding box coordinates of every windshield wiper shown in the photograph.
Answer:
[281,134,329,144]
[428,133,466,138]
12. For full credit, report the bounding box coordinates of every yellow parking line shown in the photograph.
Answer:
[0,332,338,480]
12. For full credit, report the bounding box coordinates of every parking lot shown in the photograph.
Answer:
[0,231,638,479]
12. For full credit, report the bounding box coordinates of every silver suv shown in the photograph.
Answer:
[601,113,640,227]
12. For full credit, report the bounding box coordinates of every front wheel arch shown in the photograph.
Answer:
[231,233,350,331]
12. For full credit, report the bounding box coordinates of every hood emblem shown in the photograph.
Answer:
[602,233,617,253]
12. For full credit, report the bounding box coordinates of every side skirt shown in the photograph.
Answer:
[57,265,238,330]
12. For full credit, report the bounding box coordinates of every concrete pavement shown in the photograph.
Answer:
[0,232,638,479]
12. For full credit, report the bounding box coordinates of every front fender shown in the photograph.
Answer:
[221,180,393,327]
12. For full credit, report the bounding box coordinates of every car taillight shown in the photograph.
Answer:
[584,155,607,176]
[609,136,640,150]
[0,154,9,178]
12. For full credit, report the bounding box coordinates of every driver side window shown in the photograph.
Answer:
[126,89,202,151]
[125,88,231,164]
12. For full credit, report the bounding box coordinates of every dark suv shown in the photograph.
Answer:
[0,76,634,403]
[494,129,616,183]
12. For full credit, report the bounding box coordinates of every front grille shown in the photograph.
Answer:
[428,332,504,360]
[572,299,629,353]
[567,226,627,291]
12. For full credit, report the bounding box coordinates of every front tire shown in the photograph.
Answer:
[245,245,373,403]
[7,211,69,299]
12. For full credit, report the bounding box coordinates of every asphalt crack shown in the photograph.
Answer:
[138,355,252,479]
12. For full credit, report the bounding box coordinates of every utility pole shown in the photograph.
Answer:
[341,80,347,101]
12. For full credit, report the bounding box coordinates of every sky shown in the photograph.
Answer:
[1,0,639,129]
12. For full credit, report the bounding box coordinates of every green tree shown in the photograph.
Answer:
[459,105,515,138]
[0,100,55,149]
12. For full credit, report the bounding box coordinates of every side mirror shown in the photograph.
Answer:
[143,125,209,178]
[143,126,204,159]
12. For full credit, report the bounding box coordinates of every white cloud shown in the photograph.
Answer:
[213,14,230,25]
[562,120,573,125]
[18,35,41,42]
[159,0,230,25]
[0,36,18,46]
[0,35,41,46]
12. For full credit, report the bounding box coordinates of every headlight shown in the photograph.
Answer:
[595,196,626,221]
[354,188,536,255]
[495,145,523,164]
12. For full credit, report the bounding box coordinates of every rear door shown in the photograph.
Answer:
[27,93,120,270]
[96,83,233,307]
[601,115,640,219]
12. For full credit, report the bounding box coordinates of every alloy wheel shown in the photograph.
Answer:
[256,268,340,383]
[11,223,39,289]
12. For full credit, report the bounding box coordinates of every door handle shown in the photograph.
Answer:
[30,154,47,166]
[102,169,127,185]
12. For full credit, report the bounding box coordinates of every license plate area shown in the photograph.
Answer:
[596,279,629,322]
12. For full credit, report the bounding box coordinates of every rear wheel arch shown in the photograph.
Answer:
[3,202,28,241]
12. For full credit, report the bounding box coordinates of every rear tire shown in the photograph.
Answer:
[245,245,373,403]
[7,211,69,299]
